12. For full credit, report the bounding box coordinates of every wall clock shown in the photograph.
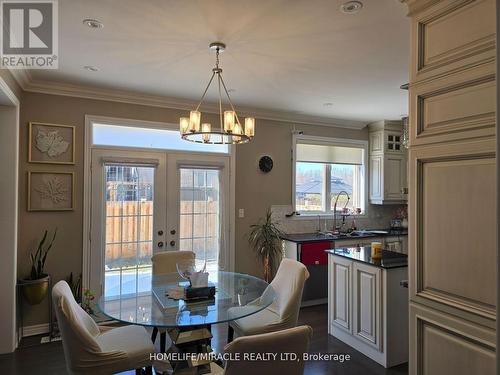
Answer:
[259,155,273,173]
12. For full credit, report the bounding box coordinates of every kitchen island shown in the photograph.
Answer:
[282,230,407,305]
[327,247,408,368]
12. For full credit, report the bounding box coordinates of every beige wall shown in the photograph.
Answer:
[18,91,367,325]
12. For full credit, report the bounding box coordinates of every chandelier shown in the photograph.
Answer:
[180,42,255,145]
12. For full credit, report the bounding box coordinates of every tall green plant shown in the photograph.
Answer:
[29,229,57,280]
[249,209,284,282]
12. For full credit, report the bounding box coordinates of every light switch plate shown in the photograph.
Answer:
[238,208,245,218]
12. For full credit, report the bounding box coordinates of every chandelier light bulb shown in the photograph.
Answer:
[179,117,189,133]
[244,117,255,137]
[189,111,201,132]
[201,123,211,142]
[224,111,235,133]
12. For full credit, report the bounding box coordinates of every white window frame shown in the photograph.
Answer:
[292,134,368,217]
[82,115,236,291]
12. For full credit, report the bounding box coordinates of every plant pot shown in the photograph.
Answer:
[21,275,49,305]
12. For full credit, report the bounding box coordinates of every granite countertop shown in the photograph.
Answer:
[281,229,407,243]
[326,247,408,269]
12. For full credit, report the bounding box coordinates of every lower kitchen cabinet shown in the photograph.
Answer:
[328,254,408,368]
[352,262,381,350]
[329,256,352,332]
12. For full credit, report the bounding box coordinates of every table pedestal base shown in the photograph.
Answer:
[155,325,222,375]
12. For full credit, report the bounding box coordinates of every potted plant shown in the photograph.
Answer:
[249,209,284,282]
[66,272,82,303]
[21,229,57,305]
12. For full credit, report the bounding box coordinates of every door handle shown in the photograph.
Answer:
[157,241,164,248]
[170,240,176,247]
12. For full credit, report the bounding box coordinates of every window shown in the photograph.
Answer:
[93,123,229,153]
[294,137,366,215]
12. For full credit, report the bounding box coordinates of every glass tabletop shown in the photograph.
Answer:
[98,271,276,328]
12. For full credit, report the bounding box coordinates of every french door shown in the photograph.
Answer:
[89,148,230,298]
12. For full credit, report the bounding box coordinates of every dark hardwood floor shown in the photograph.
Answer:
[0,305,408,375]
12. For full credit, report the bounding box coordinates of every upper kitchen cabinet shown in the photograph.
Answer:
[368,120,407,205]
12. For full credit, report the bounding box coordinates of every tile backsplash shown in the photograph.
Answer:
[270,204,406,234]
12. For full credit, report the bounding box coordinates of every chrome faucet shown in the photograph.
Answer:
[333,190,350,233]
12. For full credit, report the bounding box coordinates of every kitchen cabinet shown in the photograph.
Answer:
[329,256,352,332]
[352,262,381,350]
[282,233,407,306]
[368,121,408,204]
[328,251,408,367]
[405,1,497,374]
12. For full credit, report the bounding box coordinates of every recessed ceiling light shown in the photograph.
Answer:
[323,102,333,107]
[83,65,99,72]
[83,19,103,29]
[340,1,363,14]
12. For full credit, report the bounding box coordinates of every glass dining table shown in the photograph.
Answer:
[98,271,276,374]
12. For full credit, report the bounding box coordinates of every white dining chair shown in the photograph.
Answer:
[52,280,154,375]
[151,250,196,352]
[223,325,313,375]
[227,258,310,342]
[151,250,195,275]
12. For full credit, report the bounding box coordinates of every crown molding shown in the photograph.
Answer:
[9,68,32,89]
[10,71,368,129]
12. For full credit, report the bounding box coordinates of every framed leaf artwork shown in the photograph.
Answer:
[29,122,75,164]
[28,171,75,211]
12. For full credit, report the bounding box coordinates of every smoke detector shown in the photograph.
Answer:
[340,1,363,14]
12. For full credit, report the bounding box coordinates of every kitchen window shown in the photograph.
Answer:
[293,136,367,215]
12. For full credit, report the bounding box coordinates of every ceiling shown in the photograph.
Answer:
[26,0,410,127]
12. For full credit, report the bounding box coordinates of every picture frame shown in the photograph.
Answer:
[28,171,75,211]
[28,122,75,165]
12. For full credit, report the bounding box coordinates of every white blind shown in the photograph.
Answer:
[296,143,363,165]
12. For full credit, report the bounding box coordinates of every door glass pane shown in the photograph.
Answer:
[104,165,154,298]
[179,168,220,273]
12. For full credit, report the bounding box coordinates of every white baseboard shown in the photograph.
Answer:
[22,323,50,337]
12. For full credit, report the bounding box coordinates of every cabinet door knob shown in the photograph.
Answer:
[157,241,164,248]
[158,230,164,236]
[170,229,176,235]
[170,240,176,247]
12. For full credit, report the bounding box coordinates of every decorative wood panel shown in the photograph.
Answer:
[412,148,496,320]
[384,155,405,200]
[370,132,383,153]
[331,257,352,332]
[353,263,382,350]
[369,155,383,201]
[416,75,496,138]
[410,304,496,375]
[415,0,495,77]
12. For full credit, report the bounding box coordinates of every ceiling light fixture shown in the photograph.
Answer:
[340,1,363,14]
[180,42,255,145]
[83,19,103,29]
[83,65,99,72]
